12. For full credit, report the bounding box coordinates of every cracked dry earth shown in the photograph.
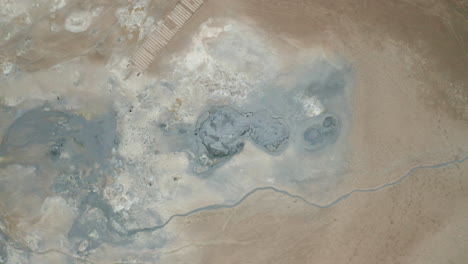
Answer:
[0,0,467,263]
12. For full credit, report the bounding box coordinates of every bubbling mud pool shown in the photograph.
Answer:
[0,17,353,263]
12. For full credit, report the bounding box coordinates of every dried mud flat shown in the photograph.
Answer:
[0,0,467,264]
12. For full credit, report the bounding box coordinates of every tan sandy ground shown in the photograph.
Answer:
[0,0,467,263]
[151,0,468,263]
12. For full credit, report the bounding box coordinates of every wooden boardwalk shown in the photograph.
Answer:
[131,0,204,75]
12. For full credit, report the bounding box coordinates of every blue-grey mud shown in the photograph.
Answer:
[0,53,353,262]
[1,1,467,263]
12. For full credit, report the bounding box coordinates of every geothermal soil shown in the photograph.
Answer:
[0,0,467,263]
